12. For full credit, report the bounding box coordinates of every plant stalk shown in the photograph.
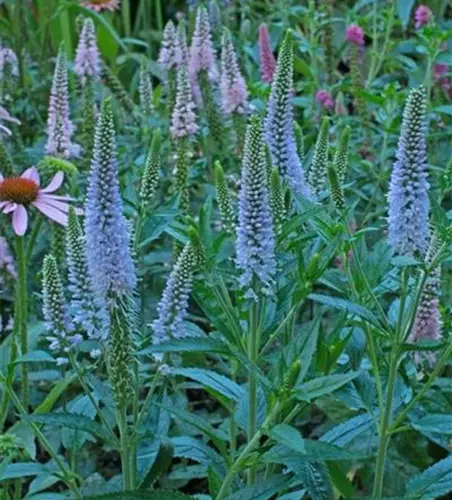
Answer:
[247,300,259,485]
[16,236,29,409]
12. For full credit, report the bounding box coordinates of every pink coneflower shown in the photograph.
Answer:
[0,106,20,137]
[259,23,276,84]
[0,168,77,236]
[316,89,335,111]
[82,0,120,12]
[346,24,365,46]
[414,5,432,29]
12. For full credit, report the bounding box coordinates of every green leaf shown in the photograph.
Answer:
[434,105,452,116]
[309,294,380,327]
[228,475,294,500]
[320,414,374,446]
[82,492,194,500]
[172,436,226,477]
[412,414,452,436]
[24,413,113,443]
[295,372,359,401]
[139,336,230,356]
[14,350,55,364]
[407,456,452,499]
[139,440,173,490]
[171,368,243,402]
[34,373,77,413]
[0,462,48,480]
[269,424,306,454]
[397,0,415,28]
[208,465,222,498]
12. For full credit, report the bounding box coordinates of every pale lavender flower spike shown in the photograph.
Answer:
[158,21,178,70]
[388,86,429,256]
[265,31,312,198]
[0,105,20,137]
[0,46,18,78]
[74,17,101,85]
[236,116,276,299]
[171,66,198,139]
[151,244,195,356]
[220,30,248,115]
[175,22,189,69]
[46,46,79,158]
[189,6,217,81]
[85,99,136,299]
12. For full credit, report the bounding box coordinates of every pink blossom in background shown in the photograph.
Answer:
[316,89,335,111]
[414,5,432,29]
[220,32,248,114]
[0,168,79,236]
[259,23,276,83]
[82,0,120,12]
[346,24,365,46]
[0,46,18,78]
[433,63,448,80]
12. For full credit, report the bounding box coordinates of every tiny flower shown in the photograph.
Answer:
[0,46,18,78]
[74,17,101,85]
[414,5,432,29]
[82,0,120,12]
[316,89,335,110]
[346,24,365,46]
[259,23,276,84]
[56,357,69,366]
[90,348,102,359]
[0,106,20,137]
[0,168,77,236]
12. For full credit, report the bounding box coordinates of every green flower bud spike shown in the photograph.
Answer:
[214,161,236,236]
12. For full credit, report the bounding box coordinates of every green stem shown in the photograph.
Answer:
[118,407,132,491]
[247,300,259,485]
[389,342,452,435]
[155,0,163,34]
[25,216,43,262]
[15,236,29,409]
[59,3,72,58]
[230,360,238,454]
[122,0,131,38]
[215,401,283,500]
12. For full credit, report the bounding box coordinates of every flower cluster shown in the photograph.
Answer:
[189,6,217,80]
[139,61,154,116]
[414,5,432,29]
[346,24,365,46]
[316,89,335,111]
[82,0,120,12]
[46,47,78,158]
[308,117,330,197]
[265,31,311,198]
[388,86,429,256]
[151,243,196,352]
[220,31,248,115]
[171,66,198,139]
[0,45,18,79]
[237,116,276,298]
[42,254,82,366]
[258,23,276,84]
[85,99,136,299]
[74,17,101,85]
[158,21,178,70]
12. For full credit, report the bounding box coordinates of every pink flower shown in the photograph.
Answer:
[414,5,432,29]
[259,23,276,84]
[346,24,365,46]
[433,63,448,80]
[82,0,120,12]
[0,168,79,236]
[316,89,335,110]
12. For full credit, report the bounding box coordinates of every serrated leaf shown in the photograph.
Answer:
[228,474,294,500]
[171,368,243,402]
[407,456,452,499]
[295,372,359,401]
[269,424,306,454]
[297,462,334,500]
[320,414,374,447]
[24,413,113,443]
[82,492,194,500]
[139,336,230,356]
[139,440,173,490]
[308,294,380,327]
[172,436,226,477]
[412,414,452,436]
